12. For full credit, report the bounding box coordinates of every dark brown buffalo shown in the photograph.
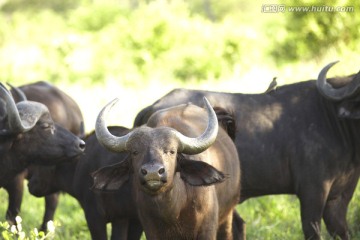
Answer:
[93,97,241,240]
[2,81,84,230]
[132,61,360,240]
[27,126,143,240]
[0,82,85,184]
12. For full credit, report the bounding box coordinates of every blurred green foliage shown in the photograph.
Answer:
[1,0,358,86]
[0,0,253,84]
[0,0,81,13]
[271,0,360,64]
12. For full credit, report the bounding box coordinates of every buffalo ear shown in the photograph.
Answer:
[177,156,226,186]
[91,160,130,191]
[337,101,360,119]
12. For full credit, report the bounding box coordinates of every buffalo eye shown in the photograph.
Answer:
[40,122,50,129]
[131,150,138,156]
[40,122,55,134]
[164,149,176,155]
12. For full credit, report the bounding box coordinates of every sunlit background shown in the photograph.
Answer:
[1,0,360,239]
[1,0,359,130]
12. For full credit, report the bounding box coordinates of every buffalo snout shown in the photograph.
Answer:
[77,138,86,151]
[139,163,167,192]
[66,137,86,158]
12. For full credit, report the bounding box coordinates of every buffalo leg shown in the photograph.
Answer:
[110,219,143,240]
[322,179,358,240]
[110,219,128,240]
[217,211,234,240]
[4,172,26,225]
[232,210,246,240]
[299,200,323,240]
[40,193,60,231]
[323,197,350,240]
[127,219,143,240]
[83,203,108,240]
[298,183,330,240]
[198,206,218,240]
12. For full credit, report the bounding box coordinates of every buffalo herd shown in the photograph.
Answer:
[0,61,359,240]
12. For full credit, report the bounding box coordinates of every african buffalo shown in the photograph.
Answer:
[27,126,143,240]
[2,81,85,230]
[132,61,359,239]
[93,97,241,240]
[0,83,85,185]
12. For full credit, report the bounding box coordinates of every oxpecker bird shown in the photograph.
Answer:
[264,77,277,93]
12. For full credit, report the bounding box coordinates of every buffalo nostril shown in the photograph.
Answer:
[158,167,165,175]
[141,168,147,175]
[78,139,86,151]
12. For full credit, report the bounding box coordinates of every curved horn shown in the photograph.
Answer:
[0,84,31,133]
[173,97,218,155]
[0,84,48,134]
[95,98,132,152]
[7,83,27,102]
[317,61,360,100]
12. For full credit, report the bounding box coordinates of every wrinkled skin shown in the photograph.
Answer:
[93,103,241,240]
[133,70,360,239]
[3,81,84,230]
[28,127,143,240]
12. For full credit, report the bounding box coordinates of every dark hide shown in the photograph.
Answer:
[3,81,85,230]
[28,127,143,240]
[93,103,241,240]
[0,94,85,186]
[132,73,360,240]
[213,106,236,141]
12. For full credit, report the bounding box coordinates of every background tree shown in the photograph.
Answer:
[270,0,360,64]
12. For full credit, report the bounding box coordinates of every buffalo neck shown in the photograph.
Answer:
[0,146,28,187]
[134,173,187,223]
[320,96,360,166]
[55,160,77,197]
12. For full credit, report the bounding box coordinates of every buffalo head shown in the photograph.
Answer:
[92,97,225,195]
[0,83,85,166]
[317,61,360,118]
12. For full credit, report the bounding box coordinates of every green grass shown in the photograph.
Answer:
[1,181,359,239]
[237,183,360,239]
